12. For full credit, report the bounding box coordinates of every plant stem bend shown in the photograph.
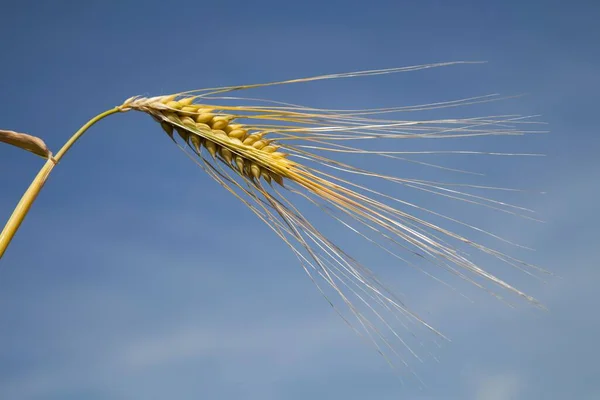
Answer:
[0,107,122,259]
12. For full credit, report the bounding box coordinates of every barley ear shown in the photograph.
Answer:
[0,129,52,159]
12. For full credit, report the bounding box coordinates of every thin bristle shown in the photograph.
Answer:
[122,62,547,377]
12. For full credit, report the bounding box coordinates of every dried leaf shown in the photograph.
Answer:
[0,129,51,158]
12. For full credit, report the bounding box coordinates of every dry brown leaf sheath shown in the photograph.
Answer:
[0,129,52,158]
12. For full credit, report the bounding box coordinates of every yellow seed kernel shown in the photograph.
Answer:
[262,145,278,153]
[261,169,272,183]
[205,140,218,158]
[250,163,261,179]
[271,152,288,158]
[196,122,211,131]
[229,138,243,146]
[196,113,214,124]
[164,112,181,124]
[243,134,260,146]
[180,105,200,115]
[179,97,195,106]
[160,94,177,104]
[160,121,173,137]
[228,129,247,140]
[212,120,228,130]
[220,147,233,164]
[180,116,196,128]
[212,129,228,139]
[235,155,245,172]
[175,127,189,142]
[270,172,284,186]
[211,116,231,131]
[224,124,243,134]
[189,135,203,153]
[252,139,267,150]
[166,101,182,110]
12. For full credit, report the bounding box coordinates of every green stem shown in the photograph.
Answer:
[0,107,122,259]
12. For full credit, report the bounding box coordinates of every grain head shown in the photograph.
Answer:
[120,62,548,378]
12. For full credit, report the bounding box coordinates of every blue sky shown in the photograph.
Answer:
[1,0,599,399]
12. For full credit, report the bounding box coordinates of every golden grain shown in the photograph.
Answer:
[118,62,548,374]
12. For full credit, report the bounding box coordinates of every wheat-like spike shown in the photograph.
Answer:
[123,62,548,376]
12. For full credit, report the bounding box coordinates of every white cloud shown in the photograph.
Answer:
[475,372,522,400]
[121,315,350,373]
